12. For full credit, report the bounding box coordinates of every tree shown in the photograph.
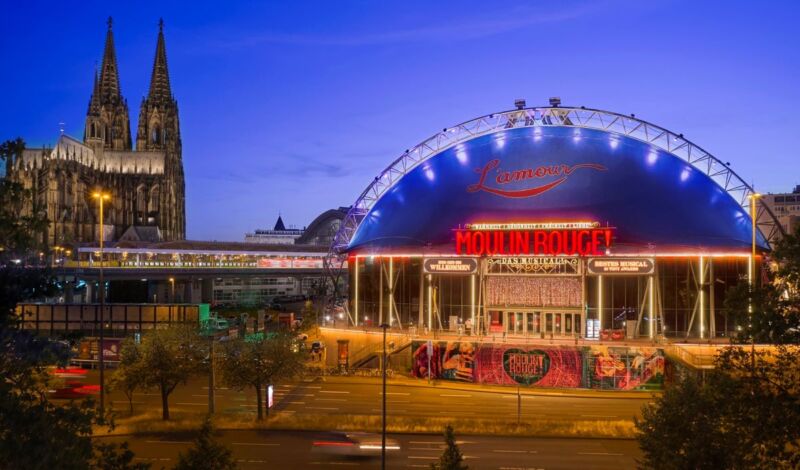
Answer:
[430,425,468,470]
[173,417,237,470]
[0,138,146,467]
[773,224,800,292]
[725,281,800,344]
[723,223,800,345]
[109,337,148,415]
[93,441,151,470]
[219,332,306,420]
[135,326,207,420]
[636,346,800,469]
[0,138,52,324]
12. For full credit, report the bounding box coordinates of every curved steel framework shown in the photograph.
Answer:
[326,106,784,279]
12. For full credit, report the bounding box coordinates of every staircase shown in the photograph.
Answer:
[351,335,413,369]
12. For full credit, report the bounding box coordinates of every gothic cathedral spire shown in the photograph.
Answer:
[84,17,132,151]
[137,18,181,152]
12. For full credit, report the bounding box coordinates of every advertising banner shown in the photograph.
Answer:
[257,258,291,268]
[411,341,664,391]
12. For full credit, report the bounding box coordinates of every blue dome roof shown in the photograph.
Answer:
[348,126,767,252]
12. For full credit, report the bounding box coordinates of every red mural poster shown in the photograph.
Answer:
[410,341,665,390]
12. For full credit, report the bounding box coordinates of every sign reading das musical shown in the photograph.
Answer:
[455,227,614,256]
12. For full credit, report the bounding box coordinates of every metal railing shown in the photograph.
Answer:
[326,105,785,274]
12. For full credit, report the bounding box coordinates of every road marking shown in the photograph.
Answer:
[578,452,624,456]
[315,398,347,402]
[319,390,350,394]
[493,449,538,454]
[232,442,280,446]
[145,440,191,444]
[288,401,306,405]
[305,386,322,389]
[176,402,207,406]
[440,394,471,397]
[307,406,339,410]
[309,462,359,466]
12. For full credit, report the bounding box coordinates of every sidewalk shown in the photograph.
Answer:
[315,374,660,399]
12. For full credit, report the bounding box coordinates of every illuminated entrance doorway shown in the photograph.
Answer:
[497,310,582,337]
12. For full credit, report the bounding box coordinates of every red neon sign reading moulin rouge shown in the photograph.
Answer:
[455,223,614,256]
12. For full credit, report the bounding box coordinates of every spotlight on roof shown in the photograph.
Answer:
[514,99,526,110]
[549,97,561,107]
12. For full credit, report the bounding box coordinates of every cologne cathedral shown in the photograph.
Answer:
[6,18,185,246]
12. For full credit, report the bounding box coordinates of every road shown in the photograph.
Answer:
[72,371,651,422]
[109,429,640,469]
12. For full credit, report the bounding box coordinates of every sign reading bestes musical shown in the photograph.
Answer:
[455,224,614,257]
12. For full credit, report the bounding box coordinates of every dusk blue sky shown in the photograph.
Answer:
[2,1,798,241]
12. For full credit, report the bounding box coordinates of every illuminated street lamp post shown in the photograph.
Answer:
[169,277,175,303]
[380,322,388,470]
[92,191,110,418]
[749,192,761,371]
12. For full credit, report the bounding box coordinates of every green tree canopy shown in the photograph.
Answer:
[174,417,237,470]
[219,332,306,420]
[127,326,207,420]
[431,425,468,470]
[636,346,800,469]
[109,336,148,415]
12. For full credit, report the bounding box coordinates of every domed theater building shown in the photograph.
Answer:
[330,102,783,345]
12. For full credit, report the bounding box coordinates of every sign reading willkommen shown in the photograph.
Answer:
[423,258,478,274]
[587,258,654,275]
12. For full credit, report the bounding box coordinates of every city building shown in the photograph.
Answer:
[244,215,303,245]
[244,208,348,246]
[5,18,185,246]
[330,103,786,341]
[760,185,800,238]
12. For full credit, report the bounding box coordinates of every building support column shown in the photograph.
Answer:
[378,259,384,325]
[597,275,603,340]
[709,259,716,338]
[470,274,476,335]
[418,261,425,329]
[354,258,359,327]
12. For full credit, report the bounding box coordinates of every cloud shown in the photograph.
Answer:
[207,2,610,50]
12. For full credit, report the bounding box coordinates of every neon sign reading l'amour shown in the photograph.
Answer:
[455,227,614,257]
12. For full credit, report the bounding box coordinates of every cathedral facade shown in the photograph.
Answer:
[7,18,185,246]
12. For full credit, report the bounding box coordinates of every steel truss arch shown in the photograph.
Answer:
[326,105,784,276]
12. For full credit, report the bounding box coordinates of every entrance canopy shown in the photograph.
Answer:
[339,108,773,254]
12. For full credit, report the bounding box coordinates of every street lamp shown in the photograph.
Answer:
[92,191,110,419]
[749,192,761,371]
[169,277,175,303]
[380,323,388,470]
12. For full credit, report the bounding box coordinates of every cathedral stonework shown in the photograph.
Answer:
[7,18,186,245]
